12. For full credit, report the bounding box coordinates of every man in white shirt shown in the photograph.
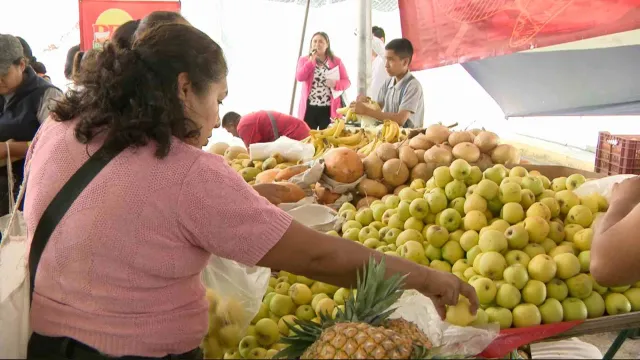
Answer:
[368,26,389,99]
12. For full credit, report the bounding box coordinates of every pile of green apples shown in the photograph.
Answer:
[223,271,352,359]
[332,159,640,329]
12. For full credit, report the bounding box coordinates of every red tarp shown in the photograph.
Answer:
[78,0,181,51]
[398,0,640,71]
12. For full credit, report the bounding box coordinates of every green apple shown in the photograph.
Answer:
[528,254,557,283]
[408,198,430,220]
[520,189,536,210]
[238,336,259,358]
[499,182,523,204]
[338,202,356,215]
[470,308,489,326]
[505,250,531,268]
[387,214,405,230]
[502,177,523,186]
[466,166,483,186]
[464,210,488,232]
[548,245,574,258]
[472,277,497,304]
[540,238,557,254]
[583,292,605,318]
[466,184,477,199]
[358,226,380,243]
[573,229,593,252]
[369,222,384,231]
[445,180,467,201]
[426,225,449,248]
[589,274,608,295]
[472,251,485,273]
[553,253,581,280]
[564,224,584,243]
[605,293,631,315]
[433,166,453,188]
[442,241,465,264]
[460,230,479,251]
[547,221,565,244]
[521,176,544,196]
[566,273,593,299]
[445,295,477,326]
[555,190,580,216]
[430,259,452,273]
[396,200,412,221]
[425,244,443,261]
[539,298,564,324]
[399,240,427,263]
[609,285,631,293]
[355,208,374,226]
[523,216,550,243]
[512,303,542,328]
[522,279,547,306]
[546,278,569,301]
[398,187,421,202]
[449,229,464,243]
[504,225,528,249]
[566,205,593,228]
[479,229,508,253]
[562,297,588,321]
[450,159,471,180]
[464,193,488,214]
[495,283,521,309]
[463,267,478,280]
[326,230,340,237]
[509,166,528,178]
[503,264,529,290]
[485,307,513,329]
[404,217,424,232]
[452,259,470,273]
[342,228,360,241]
[382,208,398,225]
[579,194,600,214]
[439,208,462,232]
[537,189,555,200]
[341,209,356,221]
[383,228,402,245]
[363,238,381,249]
[371,204,390,222]
[409,179,426,191]
[501,202,525,225]
[526,202,551,221]
[466,245,483,264]
[384,195,401,209]
[342,220,363,234]
[623,288,640,311]
[566,174,587,190]
[483,166,506,185]
[478,251,507,280]
[551,177,567,192]
[540,198,561,219]
[426,191,448,214]
[449,197,466,216]
[475,179,499,200]
[453,271,466,281]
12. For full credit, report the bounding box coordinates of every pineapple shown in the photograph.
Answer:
[276,257,432,359]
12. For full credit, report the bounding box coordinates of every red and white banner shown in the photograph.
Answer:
[79,0,181,51]
[399,0,640,71]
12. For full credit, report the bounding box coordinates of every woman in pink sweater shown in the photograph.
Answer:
[296,32,350,130]
[24,24,476,360]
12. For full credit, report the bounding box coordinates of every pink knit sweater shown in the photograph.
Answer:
[24,119,293,357]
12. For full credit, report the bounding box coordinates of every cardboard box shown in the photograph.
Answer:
[516,165,604,180]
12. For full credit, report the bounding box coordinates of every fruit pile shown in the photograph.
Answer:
[220,258,436,360]
[202,289,248,359]
[335,159,640,329]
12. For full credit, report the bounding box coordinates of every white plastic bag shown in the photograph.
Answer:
[573,174,636,199]
[0,144,31,359]
[390,290,499,357]
[249,137,315,163]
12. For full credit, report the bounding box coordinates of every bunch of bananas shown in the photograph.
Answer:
[303,118,376,159]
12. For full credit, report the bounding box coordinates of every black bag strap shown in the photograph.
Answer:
[29,144,127,302]
[266,111,280,140]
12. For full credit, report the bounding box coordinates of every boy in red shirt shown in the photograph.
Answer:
[223,110,311,147]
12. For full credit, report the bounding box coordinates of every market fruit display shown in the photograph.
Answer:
[332,159,639,329]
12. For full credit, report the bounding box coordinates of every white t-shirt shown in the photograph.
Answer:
[368,37,389,99]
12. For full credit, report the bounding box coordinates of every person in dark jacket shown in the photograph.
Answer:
[0,34,62,215]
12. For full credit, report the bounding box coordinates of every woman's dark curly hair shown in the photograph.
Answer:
[51,23,227,158]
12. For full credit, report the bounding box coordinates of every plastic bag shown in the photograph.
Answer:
[204,128,246,150]
[201,257,271,332]
[573,174,635,199]
[390,290,499,357]
[285,204,342,232]
[249,136,315,163]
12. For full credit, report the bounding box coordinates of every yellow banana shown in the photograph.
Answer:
[384,121,398,143]
[331,130,363,146]
[333,119,345,138]
[337,107,349,115]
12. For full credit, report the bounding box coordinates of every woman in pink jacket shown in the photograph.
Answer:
[296,32,350,130]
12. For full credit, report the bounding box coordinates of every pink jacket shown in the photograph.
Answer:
[296,55,351,119]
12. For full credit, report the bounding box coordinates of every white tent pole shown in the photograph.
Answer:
[289,0,312,116]
[357,0,372,97]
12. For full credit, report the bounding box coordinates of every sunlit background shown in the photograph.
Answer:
[2,0,638,163]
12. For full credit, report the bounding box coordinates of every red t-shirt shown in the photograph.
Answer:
[237,110,311,147]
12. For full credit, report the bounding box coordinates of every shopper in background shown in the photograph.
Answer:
[0,34,62,216]
[295,31,350,130]
[31,62,51,82]
[111,19,141,49]
[71,50,100,85]
[591,176,640,286]
[24,23,475,360]
[64,44,81,82]
[223,110,311,147]
[352,38,424,128]
[369,26,389,99]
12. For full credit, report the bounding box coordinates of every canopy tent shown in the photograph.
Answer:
[462,44,640,117]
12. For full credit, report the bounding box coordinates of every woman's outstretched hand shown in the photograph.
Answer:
[419,267,479,320]
[252,183,290,205]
